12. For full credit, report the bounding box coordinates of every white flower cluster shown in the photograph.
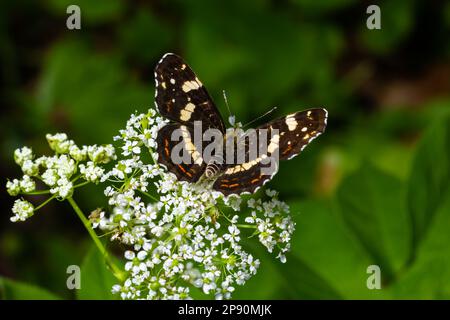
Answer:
[11,199,35,222]
[6,134,116,222]
[100,109,295,300]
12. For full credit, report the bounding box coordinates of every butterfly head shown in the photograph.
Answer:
[228,115,243,130]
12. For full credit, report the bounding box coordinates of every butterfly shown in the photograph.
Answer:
[154,53,327,196]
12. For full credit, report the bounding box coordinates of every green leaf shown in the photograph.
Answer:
[407,116,450,261]
[0,277,61,300]
[280,254,342,299]
[35,39,150,147]
[388,189,450,299]
[336,163,410,281]
[232,241,284,300]
[76,246,119,300]
[289,200,383,299]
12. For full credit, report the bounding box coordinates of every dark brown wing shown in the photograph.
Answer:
[212,158,278,196]
[257,108,327,160]
[154,53,225,132]
[212,108,327,195]
[156,123,206,182]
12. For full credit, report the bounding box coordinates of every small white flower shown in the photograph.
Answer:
[56,155,77,177]
[277,253,287,263]
[122,140,141,156]
[42,168,58,187]
[6,179,21,196]
[79,161,104,183]
[11,199,34,222]
[50,177,73,199]
[14,146,33,166]
[266,188,277,197]
[69,144,87,161]
[19,175,36,193]
[46,133,70,153]
[125,250,135,260]
[21,159,39,176]
[88,145,116,164]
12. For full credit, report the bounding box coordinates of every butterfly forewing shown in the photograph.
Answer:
[154,53,225,132]
[156,123,206,183]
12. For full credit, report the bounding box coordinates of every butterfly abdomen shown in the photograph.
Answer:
[205,154,225,178]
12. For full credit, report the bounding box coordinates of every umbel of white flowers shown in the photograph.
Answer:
[6,108,295,300]
[7,134,116,222]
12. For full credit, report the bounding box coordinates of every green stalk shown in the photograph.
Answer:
[34,194,57,211]
[24,190,51,195]
[138,189,159,202]
[67,196,125,282]
[236,224,257,229]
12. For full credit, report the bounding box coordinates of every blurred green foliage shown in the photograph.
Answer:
[0,0,449,299]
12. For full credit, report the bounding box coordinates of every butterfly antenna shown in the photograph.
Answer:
[223,90,237,127]
[223,90,232,117]
[243,106,278,128]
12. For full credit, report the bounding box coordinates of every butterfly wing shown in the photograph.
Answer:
[154,53,225,132]
[213,108,327,195]
[156,123,206,182]
[257,108,328,160]
[212,159,278,196]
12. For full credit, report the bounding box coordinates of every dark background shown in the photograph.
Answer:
[1,0,450,299]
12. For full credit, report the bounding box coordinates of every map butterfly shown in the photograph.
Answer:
[154,53,327,195]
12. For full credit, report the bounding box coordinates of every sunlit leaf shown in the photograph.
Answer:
[336,164,410,281]
[407,116,450,260]
[76,246,119,300]
[0,277,61,300]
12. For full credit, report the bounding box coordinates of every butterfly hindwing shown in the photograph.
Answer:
[156,123,206,183]
[154,53,225,132]
[212,108,327,195]
[257,108,327,160]
[212,159,277,196]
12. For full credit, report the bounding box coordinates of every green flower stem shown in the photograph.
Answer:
[236,224,257,229]
[67,196,125,282]
[73,181,90,188]
[24,190,51,195]
[34,194,57,211]
[138,189,159,202]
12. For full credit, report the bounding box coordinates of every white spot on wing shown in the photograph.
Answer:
[180,109,191,121]
[267,134,280,153]
[185,102,195,112]
[182,80,201,92]
[285,114,297,131]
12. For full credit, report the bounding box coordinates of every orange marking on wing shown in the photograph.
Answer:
[282,145,293,155]
[229,183,239,188]
[177,165,187,173]
[164,139,170,156]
